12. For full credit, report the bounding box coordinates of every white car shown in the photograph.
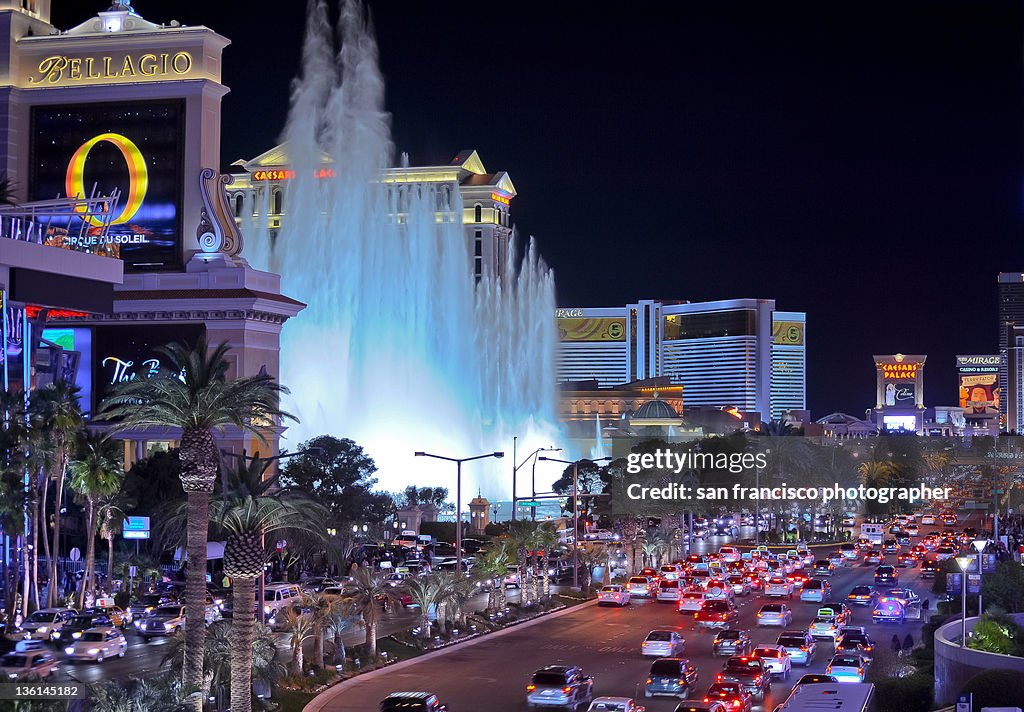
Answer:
[765,577,794,598]
[598,585,630,607]
[826,653,869,683]
[656,580,682,603]
[703,581,736,603]
[756,604,793,627]
[921,514,936,525]
[752,644,792,679]
[719,546,741,563]
[659,565,681,581]
[21,608,76,640]
[583,529,616,541]
[587,697,645,712]
[627,577,655,598]
[64,627,127,662]
[678,590,706,613]
[641,629,685,657]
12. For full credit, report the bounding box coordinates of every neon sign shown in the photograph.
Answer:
[65,133,148,226]
[252,168,337,181]
[27,52,194,86]
[491,192,511,205]
[881,363,918,380]
[102,356,160,385]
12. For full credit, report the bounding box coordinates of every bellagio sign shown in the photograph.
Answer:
[25,51,196,86]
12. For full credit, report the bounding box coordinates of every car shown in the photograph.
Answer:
[906,524,920,536]
[836,632,875,659]
[712,630,752,657]
[716,656,771,700]
[628,577,656,598]
[920,560,939,578]
[813,560,835,576]
[86,604,131,628]
[380,692,449,712]
[725,575,750,597]
[660,565,682,581]
[882,539,899,555]
[885,587,922,610]
[825,653,869,683]
[827,552,845,568]
[598,585,630,607]
[0,649,57,680]
[787,571,811,589]
[862,550,882,565]
[675,703,728,712]
[587,698,645,712]
[645,657,699,699]
[679,591,706,613]
[642,630,686,657]
[527,666,594,709]
[129,592,177,621]
[135,604,186,639]
[702,682,752,712]
[808,616,840,641]
[756,603,792,627]
[695,600,738,630]
[752,645,791,679]
[874,565,898,586]
[846,585,878,606]
[839,543,859,561]
[704,581,736,603]
[800,579,831,603]
[895,552,915,568]
[776,630,816,666]
[583,529,616,542]
[658,580,683,603]
[52,613,113,643]
[764,577,794,599]
[63,627,127,663]
[794,674,839,687]
[935,545,956,561]
[921,514,936,525]
[841,515,857,527]
[21,608,76,640]
[816,603,852,626]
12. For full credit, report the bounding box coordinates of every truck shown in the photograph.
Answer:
[859,523,884,547]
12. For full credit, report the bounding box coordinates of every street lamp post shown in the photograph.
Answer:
[955,555,973,648]
[539,456,611,590]
[510,446,561,521]
[972,538,987,614]
[415,450,504,575]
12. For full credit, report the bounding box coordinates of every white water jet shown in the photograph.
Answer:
[246,0,561,499]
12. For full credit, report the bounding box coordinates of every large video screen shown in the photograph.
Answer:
[29,100,185,271]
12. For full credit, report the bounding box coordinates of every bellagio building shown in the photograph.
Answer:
[556,299,806,423]
[226,148,517,281]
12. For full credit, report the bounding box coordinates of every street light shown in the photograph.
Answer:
[510,446,561,521]
[972,539,987,614]
[414,450,504,574]
[539,456,612,590]
[955,555,973,648]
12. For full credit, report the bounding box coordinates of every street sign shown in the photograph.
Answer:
[519,501,542,507]
[123,516,150,540]
[947,573,962,593]
[69,547,81,562]
[956,693,972,712]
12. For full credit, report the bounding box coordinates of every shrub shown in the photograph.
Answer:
[960,669,1024,709]
[873,673,933,712]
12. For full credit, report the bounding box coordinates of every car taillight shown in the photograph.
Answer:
[716,673,723,681]
[679,678,687,685]
[527,685,536,692]
[733,701,741,708]
[800,646,808,651]
[646,678,653,684]
[703,698,711,704]
[755,676,762,683]
[562,687,572,694]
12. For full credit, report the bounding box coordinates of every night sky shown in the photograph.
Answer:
[54,2,1024,418]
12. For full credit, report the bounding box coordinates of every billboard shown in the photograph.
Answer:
[884,382,916,406]
[558,317,626,342]
[956,355,1002,415]
[772,320,805,346]
[29,100,185,271]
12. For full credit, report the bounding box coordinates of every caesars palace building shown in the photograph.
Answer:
[0,1,303,465]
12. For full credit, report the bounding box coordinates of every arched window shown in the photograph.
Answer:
[234,194,244,217]
[474,204,482,222]
[272,189,284,215]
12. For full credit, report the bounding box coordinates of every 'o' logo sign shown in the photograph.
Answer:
[65,132,148,226]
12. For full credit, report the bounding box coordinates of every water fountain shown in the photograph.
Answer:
[244,0,561,498]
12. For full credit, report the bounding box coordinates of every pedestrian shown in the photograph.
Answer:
[903,633,913,655]
[891,634,901,655]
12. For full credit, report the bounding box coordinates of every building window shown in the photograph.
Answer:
[474,204,482,222]
[234,194,244,217]
[272,189,284,215]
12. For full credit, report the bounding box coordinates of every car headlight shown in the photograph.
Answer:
[8,673,17,679]
[134,620,142,629]
[164,622,174,631]
[86,648,99,655]
[37,627,48,635]
[64,647,74,655]
[72,631,82,639]
[264,605,271,614]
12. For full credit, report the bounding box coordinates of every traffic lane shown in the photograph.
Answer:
[320,558,926,712]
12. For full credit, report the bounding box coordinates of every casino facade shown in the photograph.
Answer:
[0,1,301,463]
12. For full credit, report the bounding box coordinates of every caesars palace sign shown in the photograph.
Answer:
[25,51,195,86]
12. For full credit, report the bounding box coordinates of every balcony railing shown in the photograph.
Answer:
[0,187,122,259]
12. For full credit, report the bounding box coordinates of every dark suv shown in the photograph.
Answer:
[645,657,699,699]
[716,656,771,701]
[873,565,898,586]
[380,692,448,712]
[527,666,594,709]
[712,629,752,657]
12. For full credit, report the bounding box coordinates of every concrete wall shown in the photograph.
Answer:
[934,613,1024,705]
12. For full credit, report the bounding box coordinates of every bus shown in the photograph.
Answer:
[773,683,874,712]
[859,523,884,547]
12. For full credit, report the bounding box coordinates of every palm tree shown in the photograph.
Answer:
[68,432,123,606]
[576,543,606,591]
[529,523,561,600]
[97,495,130,588]
[344,568,398,660]
[34,380,84,608]
[403,574,441,637]
[99,335,292,703]
[282,607,316,677]
[324,597,357,666]
[473,542,513,613]
[300,590,345,670]
[209,456,327,712]
[507,520,538,605]
[0,175,16,206]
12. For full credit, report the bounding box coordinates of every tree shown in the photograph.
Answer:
[122,449,185,518]
[343,568,398,659]
[576,543,606,591]
[281,435,393,526]
[99,335,291,707]
[208,456,328,712]
[34,380,84,608]
[68,431,123,606]
[282,607,316,677]
[398,486,448,509]
[980,560,1024,613]
[473,541,513,612]
[529,522,561,600]
[403,574,441,638]
[98,495,130,587]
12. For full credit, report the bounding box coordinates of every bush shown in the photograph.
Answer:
[873,673,933,712]
[982,560,1024,613]
[960,669,1024,709]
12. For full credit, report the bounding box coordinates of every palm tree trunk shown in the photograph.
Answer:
[106,535,114,588]
[365,620,377,659]
[183,490,211,706]
[229,576,256,712]
[40,471,51,606]
[314,626,325,669]
[291,640,304,677]
[48,445,67,608]
[78,499,96,608]
[333,627,345,665]
[30,492,40,611]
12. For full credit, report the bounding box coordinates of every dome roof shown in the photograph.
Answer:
[633,399,679,420]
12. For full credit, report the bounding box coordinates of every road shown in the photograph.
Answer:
[311,532,952,711]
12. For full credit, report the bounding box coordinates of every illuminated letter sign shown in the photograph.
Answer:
[881,363,919,380]
[65,133,149,226]
[27,52,195,86]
